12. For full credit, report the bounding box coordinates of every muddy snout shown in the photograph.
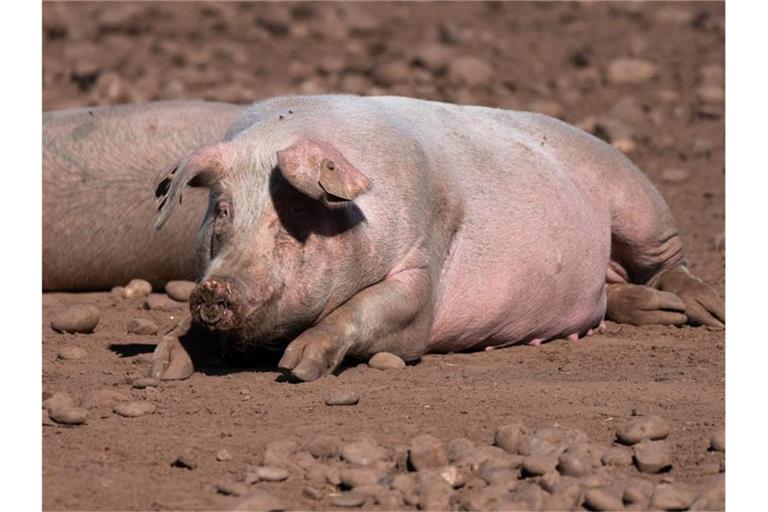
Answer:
[189,277,249,331]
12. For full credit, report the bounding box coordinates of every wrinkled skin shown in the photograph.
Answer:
[147,95,724,382]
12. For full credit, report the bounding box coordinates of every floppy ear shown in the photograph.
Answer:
[154,142,229,230]
[276,139,371,206]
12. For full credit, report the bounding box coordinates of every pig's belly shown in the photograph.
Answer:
[429,184,611,352]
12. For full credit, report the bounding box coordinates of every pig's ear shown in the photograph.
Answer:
[276,139,371,206]
[154,143,228,230]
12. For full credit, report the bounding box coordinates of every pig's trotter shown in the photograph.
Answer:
[278,327,350,382]
[651,264,725,328]
[150,317,213,380]
[606,283,688,326]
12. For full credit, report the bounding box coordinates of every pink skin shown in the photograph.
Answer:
[141,95,724,382]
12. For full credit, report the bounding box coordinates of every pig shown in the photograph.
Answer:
[149,94,724,382]
[43,100,243,290]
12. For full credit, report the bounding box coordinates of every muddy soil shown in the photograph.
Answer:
[43,2,725,510]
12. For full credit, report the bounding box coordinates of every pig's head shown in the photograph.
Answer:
[154,136,372,353]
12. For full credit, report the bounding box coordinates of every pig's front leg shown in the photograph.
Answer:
[278,269,432,382]
[150,316,215,380]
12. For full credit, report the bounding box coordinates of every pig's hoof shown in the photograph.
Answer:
[151,336,194,380]
[278,330,348,382]
[654,266,725,329]
[606,283,688,326]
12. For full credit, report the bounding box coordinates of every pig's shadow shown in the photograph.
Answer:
[269,167,365,243]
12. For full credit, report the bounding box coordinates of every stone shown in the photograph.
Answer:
[43,391,75,411]
[448,56,494,87]
[409,434,449,470]
[368,352,406,370]
[143,294,183,311]
[617,415,670,445]
[165,280,196,302]
[131,377,161,389]
[584,488,625,511]
[172,449,198,470]
[339,467,379,488]
[633,440,671,473]
[697,85,724,103]
[215,481,249,497]
[661,168,691,184]
[623,479,654,506]
[305,434,341,459]
[601,446,633,467]
[331,492,366,508]
[341,440,387,466]
[231,489,288,511]
[413,44,453,71]
[606,57,658,84]
[216,449,233,462]
[373,61,410,86]
[57,346,87,360]
[122,278,152,299]
[650,483,696,511]
[262,440,298,468]
[113,401,156,417]
[557,452,592,477]
[690,475,725,511]
[48,406,88,425]
[446,437,475,462]
[255,466,289,482]
[126,318,159,336]
[325,389,359,406]
[709,429,725,452]
[494,422,528,453]
[522,454,556,476]
[51,305,100,333]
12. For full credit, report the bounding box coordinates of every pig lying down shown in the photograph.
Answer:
[43,95,724,382]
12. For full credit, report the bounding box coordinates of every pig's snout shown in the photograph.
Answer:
[189,277,248,331]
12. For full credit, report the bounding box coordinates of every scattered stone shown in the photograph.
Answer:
[340,467,379,488]
[697,85,724,103]
[612,138,637,154]
[601,446,633,466]
[216,481,249,497]
[122,278,153,299]
[43,391,75,411]
[131,377,161,389]
[700,64,725,86]
[528,99,563,118]
[172,449,198,470]
[557,452,592,477]
[48,405,88,425]
[709,429,725,452]
[448,56,494,87]
[263,440,298,468]
[165,280,196,302]
[522,454,556,476]
[305,434,341,459]
[544,482,582,510]
[216,449,232,462]
[368,352,406,370]
[690,475,725,511]
[477,456,521,484]
[538,470,560,493]
[494,422,528,453]
[341,439,387,466]
[373,61,410,86]
[617,415,670,445]
[325,389,359,406]
[331,492,366,508]
[633,440,672,473]
[231,489,288,511]
[114,401,156,417]
[303,486,324,500]
[655,6,696,25]
[623,479,654,506]
[143,294,183,311]
[446,437,475,462]
[110,286,125,301]
[661,168,691,184]
[80,389,130,409]
[375,491,404,508]
[651,483,696,511]
[606,57,658,84]
[126,318,159,335]
[254,466,289,482]
[51,305,100,333]
[57,346,87,360]
[584,488,624,511]
[413,44,453,71]
[418,472,454,510]
[409,434,449,470]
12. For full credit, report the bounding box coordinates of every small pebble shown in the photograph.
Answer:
[690,475,724,510]
[601,446,633,466]
[255,466,289,482]
[80,389,129,409]
[612,138,637,154]
[584,488,625,511]
[305,434,341,459]
[232,489,287,511]
[368,352,406,370]
[216,449,232,462]
[114,401,156,417]
[126,318,159,335]
[623,479,654,505]
[633,440,672,474]
[446,437,476,462]
[557,452,592,477]
[325,389,359,406]
[143,294,182,311]
[132,377,161,389]
[215,481,249,497]
[165,280,196,302]
[494,422,528,453]
[57,347,87,361]
[172,449,198,470]
[43,391,75,411]
[332,491,366,508]
[606,57,658,84]
[409,434,449,470]
[122,278,153,299]
[448,56,494,87]
[617,415,670,445]
[709,429,725,452]
[340,467,379,488]
[48,406,88,425]
[522,454,556,476]
[51,305,100,333]
[661,168,691,184]
[303,486,324,500]
[262,439,298,467]
[110,286,125,301]
[341,440,387,466]
[650,483,695,511]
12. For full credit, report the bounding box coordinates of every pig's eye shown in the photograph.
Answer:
[215,200,230,219]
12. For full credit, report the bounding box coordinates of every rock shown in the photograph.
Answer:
[418,472,454,510]
[331,492,366,507]
[143,294,183,311]
[601,446,633,466]
[341,439,387,466]
[48,405,88,425]
[477,456,521,484]
[255,466,289,482]
[263,440,298,468]
[538,470,560,493]
[216,481,249,497]
[612,138,637,154]
[131,377,160,389]
[303,486,323,500]
[122,278,152,299]
[528,99,563,118]
[544,482,582,510]
[231,489,288,511]
[697,85,724,103]
[368,352,406,370]
[172,449,198,470]
[80,389,130,409]
[656,7,696,25]
[325,389,359,406]
[661,168,691,184]
[216,449,232,462]
[700,64,725,86]
[633,440,671,473]
[457,445,509,471]
[114,401,156,417]
[494,422,528,453]
[165,280,195,302]
[509,482,546,510]
[709,429,725,452]
[375,491,404,508]
[623,479,654,506]
[522,454,556,476]
[557,452,592,477]
[651,483,696,511]
[617,415,670,445]
[340,73,370,95]
[57,346,87,360]
[690,475,725,511]
[606,57,658,84]
[373,61,410,86]
[126,318,159,336]
[584,488,624,511]
[340,467,379,488]
[448,56,494,87]
[409,434,449,470]
[51,305,100,333]
[446,437,475,462]
[413,44,453,71]
[43,391,75,411]
[305,434,341,459]
[110,286,125,301]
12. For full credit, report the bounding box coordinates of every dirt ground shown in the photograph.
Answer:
[42,2,725,510]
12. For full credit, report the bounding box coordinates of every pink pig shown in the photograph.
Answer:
[150,94,724,382]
